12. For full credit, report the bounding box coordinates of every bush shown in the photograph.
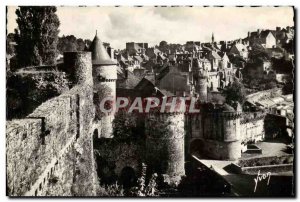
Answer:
[129,163,158,197]
[97,183,124,196]
[7,72,69,119]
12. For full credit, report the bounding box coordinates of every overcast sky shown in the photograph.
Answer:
[7,6,294,50]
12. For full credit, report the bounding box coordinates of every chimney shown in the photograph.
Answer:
[107,46,114,60]
[276,27,281,32]
[257,29,261,35]
[247,31,250,38]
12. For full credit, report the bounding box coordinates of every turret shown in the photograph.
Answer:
[89,31,117,138]
[219,103,242,160]
[63,51,93,87]
[145,111,185,185]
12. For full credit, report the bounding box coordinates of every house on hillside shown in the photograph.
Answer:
[229,43,249,60]
[249,29,276,48]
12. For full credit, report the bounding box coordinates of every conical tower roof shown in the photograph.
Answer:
[89,31,116,65]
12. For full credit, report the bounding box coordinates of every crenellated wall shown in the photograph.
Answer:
[188,106,247,160]
[201,111,242,160]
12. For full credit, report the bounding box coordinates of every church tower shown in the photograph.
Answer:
[89,31,117,138]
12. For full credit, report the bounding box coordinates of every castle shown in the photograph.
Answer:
[6,33,265,196]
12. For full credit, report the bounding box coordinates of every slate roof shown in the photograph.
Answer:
[234,43,247,52]
[260,30,274,39]
[134,55,143,63]
[159,89,175,97]
[210,51,221,59]
[134,77,155,90]
[156,65,170,81]
[117,69,142,89]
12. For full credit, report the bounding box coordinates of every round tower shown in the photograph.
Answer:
[193,59,208,102]
[145,111,185,185]
[63,51,93,86]
[219,104,242,160]
[89,31,117,138]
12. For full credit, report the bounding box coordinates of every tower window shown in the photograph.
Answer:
[195,117,200,129]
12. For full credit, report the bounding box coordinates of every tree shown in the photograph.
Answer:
[57,35,90,53]
[57,35,78,53]
[84,39,92,49]
[223,80,246,104]
[76,38,85,51]
[158,41,168,53]
[6,33,16,55]
[282,81,293,95]
[249,43,269,61]
[265,80,277,90]
[159,40,168,48]
[15,6,60,67]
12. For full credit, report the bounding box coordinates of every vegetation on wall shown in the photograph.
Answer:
[112,111,145,141]
[95,163,158,197]
[57,35,92,53]
[6,72,69,119]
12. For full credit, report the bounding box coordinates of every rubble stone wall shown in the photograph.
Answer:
[6,52,97,196]
[93,139,142,182]
[241,118,265,142]
[145,113,185,184]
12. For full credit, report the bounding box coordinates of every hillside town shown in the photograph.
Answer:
[6,6,294,197]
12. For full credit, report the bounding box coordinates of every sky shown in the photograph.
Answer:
[7,6,294,50]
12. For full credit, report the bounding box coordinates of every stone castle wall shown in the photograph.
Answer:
[241,118,265,143]
[93,138,142,184]
[6,50,269,196]
[6,52,97,196]
[199,139,241,160]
